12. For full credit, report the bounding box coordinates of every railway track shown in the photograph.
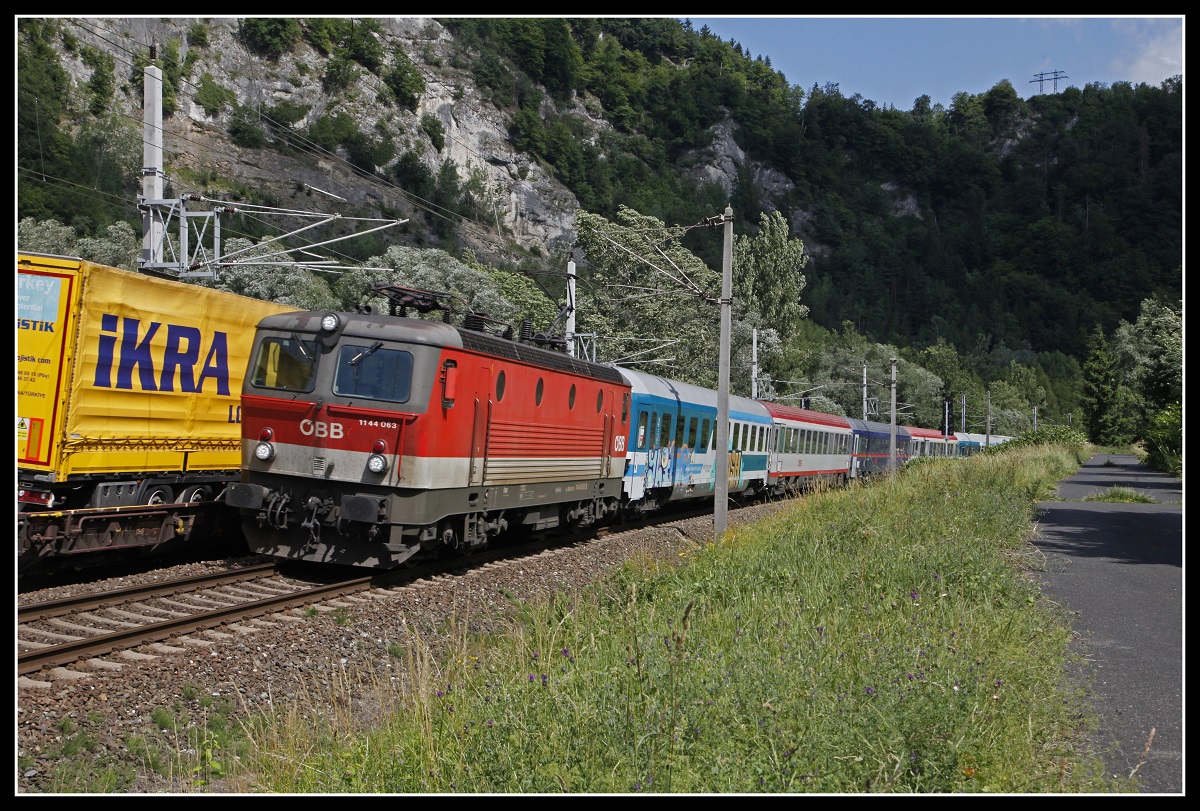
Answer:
[17,563,374,677]
[16,502,724,680]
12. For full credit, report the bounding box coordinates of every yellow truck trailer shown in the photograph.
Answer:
[17,252,294,514]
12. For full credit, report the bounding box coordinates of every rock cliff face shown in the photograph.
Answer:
[51,18,558,263]
[53,17,787,266]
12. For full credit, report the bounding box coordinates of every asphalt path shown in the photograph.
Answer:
[1029,453,1183,794]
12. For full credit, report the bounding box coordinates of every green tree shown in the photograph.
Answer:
[574,206,725,388]
[733,210,809,334]
[1080,326,1138,445]
[1110,294,1182,418]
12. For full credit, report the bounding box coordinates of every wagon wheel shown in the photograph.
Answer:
[142,484,175,506]
[179,484,213,503]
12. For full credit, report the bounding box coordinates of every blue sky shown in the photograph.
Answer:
[685,16,1183,112]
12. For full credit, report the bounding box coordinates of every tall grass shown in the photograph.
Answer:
[231,446,1131,793]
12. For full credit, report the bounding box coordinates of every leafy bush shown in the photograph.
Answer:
[306,110,358,151]
[228,106,266,148]
[984,425,1089,454]
[195,73,232,117]
[384,50,425,111]
[238,18,300,60]
[420,114,445,151]
[1141,403,1181,478]
[187,20,209,49]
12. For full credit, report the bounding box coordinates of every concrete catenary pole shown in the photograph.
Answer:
[863,364,868,420]
[751,328,758,399]
[889,357,898,470]
[141,56,164,267]
[714,206,733,542]
[566,260,577,357]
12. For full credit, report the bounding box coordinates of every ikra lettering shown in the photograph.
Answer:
[92,314,231,394]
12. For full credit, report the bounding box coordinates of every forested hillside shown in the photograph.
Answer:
[15,17,1182,454]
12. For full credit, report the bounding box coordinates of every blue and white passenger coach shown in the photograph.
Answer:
[616,367,771,513]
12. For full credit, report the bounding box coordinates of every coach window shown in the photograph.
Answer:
[659,414,672,448]
[732,423,741,450]
[637,411,649,450]
[536,378,544,406]
[757,426,765,452]
[686,417,698,450]
[495,370,506,402]
[699,419,710,452]
[569,383,576,410]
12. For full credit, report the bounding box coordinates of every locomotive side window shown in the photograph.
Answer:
[596,388,604,413]
[622,393,630,424]
[496,370,506,402]
[536,378,544,405]
[568,383,576,410]
[333,344,413,402]
[250,336,319,392]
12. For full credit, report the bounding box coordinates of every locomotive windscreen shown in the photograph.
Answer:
[333,344,414,403]
[250,336,319,392]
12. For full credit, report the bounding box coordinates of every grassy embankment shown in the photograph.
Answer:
[195,443,1130,793]
[38,445,1138,792]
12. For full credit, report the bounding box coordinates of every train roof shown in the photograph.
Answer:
[615,367,770,420]
[953,432,1013,446]
[846,417,912,437]
[255,310,627,385]
[758,401,852,429]
[907,426,956,440]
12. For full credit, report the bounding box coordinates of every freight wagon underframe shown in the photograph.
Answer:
[18,501,239,574]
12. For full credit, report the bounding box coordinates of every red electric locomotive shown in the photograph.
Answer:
[227,285,631,568]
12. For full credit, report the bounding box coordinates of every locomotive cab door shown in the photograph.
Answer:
[469,397,490,486]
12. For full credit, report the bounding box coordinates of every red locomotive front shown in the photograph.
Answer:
[227,302,630,569]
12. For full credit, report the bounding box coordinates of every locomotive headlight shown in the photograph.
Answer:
[367,439,388,474]
[320,312,340,332]
[255,428,275,461]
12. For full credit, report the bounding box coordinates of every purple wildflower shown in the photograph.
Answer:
[865,686,876,695]
[911,590,920,601]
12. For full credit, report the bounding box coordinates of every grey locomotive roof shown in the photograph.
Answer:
[255,311,626,385]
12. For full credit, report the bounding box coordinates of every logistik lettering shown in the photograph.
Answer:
[93,313,231,394]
